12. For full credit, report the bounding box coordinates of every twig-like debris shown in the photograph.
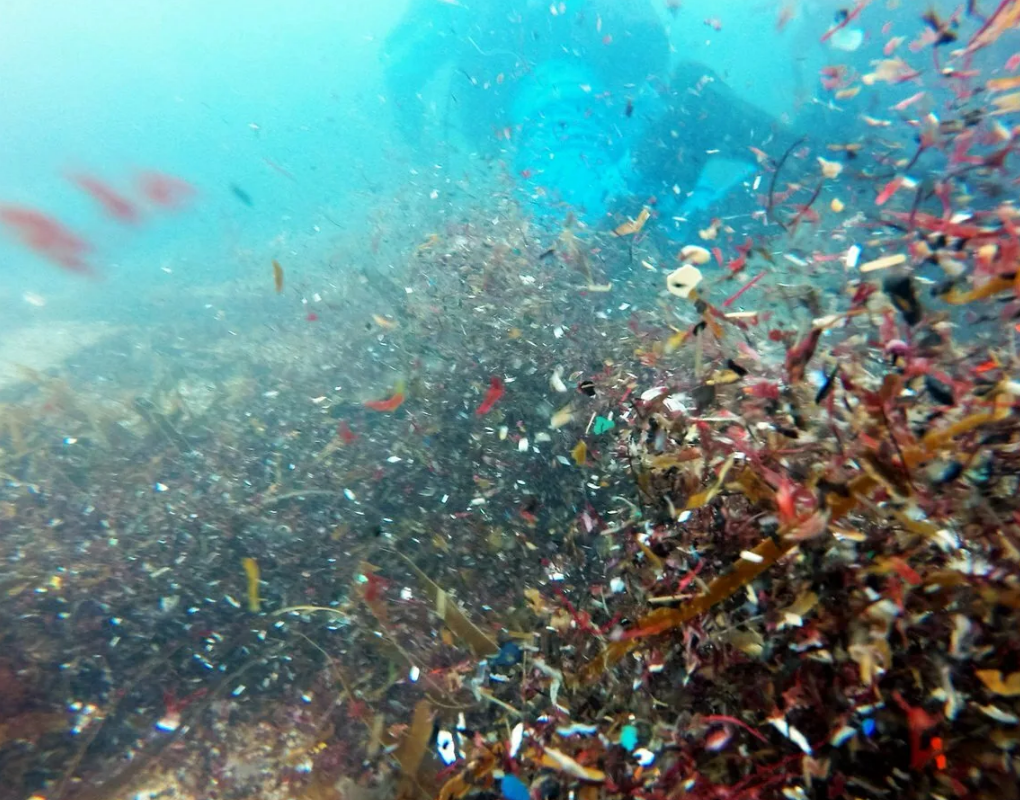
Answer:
[259,488,344,507]
[767,137,806,231]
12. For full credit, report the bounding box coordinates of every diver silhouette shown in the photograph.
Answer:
[381,0,800,227]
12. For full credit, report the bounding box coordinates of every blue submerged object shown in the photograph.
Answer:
[501,773,530,800]
[492,640,523,668]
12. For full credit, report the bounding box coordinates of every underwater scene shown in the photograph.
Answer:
[5,0,1020,798]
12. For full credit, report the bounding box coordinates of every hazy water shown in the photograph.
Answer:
[0,0,863,331]
[0,2,401,331]
[0,0,998,376]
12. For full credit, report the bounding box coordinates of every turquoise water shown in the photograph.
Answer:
[0,0,876,332]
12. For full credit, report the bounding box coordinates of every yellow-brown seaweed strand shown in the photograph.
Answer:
[577,393,1011,686]
[242,557,260,613]
[272,259,284,293]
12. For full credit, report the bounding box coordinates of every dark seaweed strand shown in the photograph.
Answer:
[767,136,806,231]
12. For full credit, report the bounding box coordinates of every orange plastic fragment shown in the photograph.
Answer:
[614,207,650,236]
[941,275,1014,304]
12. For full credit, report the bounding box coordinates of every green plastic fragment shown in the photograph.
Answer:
[593,416,616,435]
[619,724,639,752]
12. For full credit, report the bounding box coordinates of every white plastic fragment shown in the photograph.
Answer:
[436,730,457,764]
[542,746,604,781]
[679,244,711,265]
[556,723,598,737]
[977,704,1019,724]
[666,263,703,298]
[663,394,687,414]
[939,665,962,720]
[533,658,563,706]
[155,712,180,732]
[518,437,529,452]
[769,715,813,754]
[829,725,856,747]
[633,748,656,766]
[844,244,861,269]
[788,725,813,755]
[640,386,668,402]
[509,721,525,758]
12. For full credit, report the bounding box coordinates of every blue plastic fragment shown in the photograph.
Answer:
[593,416,616,435]
[501,774,530,800]
[861,718,876,737]
[492,641,523,668]
[619,724,639,752]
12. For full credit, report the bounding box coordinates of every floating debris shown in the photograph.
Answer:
[613,207,650,236]
[272,259,284,293]
[242,557,260,613]
[666,263,703,298]
[364,380,406,412]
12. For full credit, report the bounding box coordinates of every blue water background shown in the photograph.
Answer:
[0,0,1003,338]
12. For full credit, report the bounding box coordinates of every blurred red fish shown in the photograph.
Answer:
[0,205,95,275]
[68,174,140,223]
[137,171,196,209]
[776,4,795,31]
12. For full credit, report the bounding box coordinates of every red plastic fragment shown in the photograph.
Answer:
[892,691,940,770]
[723,270,766,308]
[475,376,505,416]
